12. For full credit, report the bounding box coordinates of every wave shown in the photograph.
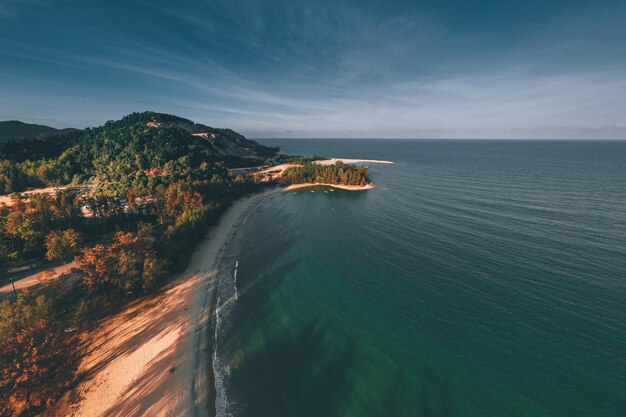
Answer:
[213,261,238,417]
[213,195,277,417]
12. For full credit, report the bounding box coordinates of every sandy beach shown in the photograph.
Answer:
[315,158,394,165]
[284,183,376,191]
[47,188,280,417]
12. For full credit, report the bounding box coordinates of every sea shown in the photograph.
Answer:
[212,139,626,417]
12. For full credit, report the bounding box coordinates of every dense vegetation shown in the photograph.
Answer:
[0,132,79,163]
[0,111,277,194]
[282,155,324,165]
[0,192,82,267]
[0,112,275,416]
[281,161,369,186]
[0,283,81,415]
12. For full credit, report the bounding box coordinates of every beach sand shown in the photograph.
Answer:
[284,183,376,191]
[254,163,299,179]
[315,158,394,165]
[47,188,279,417]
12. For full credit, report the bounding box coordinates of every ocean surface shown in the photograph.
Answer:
[213,140,626,417]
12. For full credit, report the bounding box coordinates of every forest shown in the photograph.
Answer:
[0,112,273,416]
[0,111,277,194]
[281,161,370,186]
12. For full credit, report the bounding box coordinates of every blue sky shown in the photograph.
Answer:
[1,0,625,138]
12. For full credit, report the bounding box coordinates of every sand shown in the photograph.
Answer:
[254,163,300,179]
[0,186,88,207]
[315,158,394,166]
[48,188,280,417]
[284,183,376,191]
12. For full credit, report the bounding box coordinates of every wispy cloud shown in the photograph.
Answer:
[0,0,625,138]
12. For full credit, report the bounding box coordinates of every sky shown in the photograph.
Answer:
[1,0,625,139]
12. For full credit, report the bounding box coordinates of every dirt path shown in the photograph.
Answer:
[0,262,77,298]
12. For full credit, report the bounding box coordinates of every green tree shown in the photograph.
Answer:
[45,228,83,261]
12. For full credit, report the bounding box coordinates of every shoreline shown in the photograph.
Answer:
[193,187,281,417]
[284,182,376,191]
[49,187,281,417]
[315,158,394,165]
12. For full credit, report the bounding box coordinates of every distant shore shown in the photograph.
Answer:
[316,158,395,165]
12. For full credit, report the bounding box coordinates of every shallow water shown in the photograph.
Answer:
[214,140,626,417]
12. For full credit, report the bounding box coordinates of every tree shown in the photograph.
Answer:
[4,211,44,255]
[72,299,91,328]
[282,162,370,186]
[0,160,27,193]
[0,295,78,416]
[76,242,119,300]
[75,226,165,299]
[142,255,168,292]
[45,229,83,261]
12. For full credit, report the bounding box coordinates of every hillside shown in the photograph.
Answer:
[0,112,278,194]
[141,112,277,165]
[0,120,75,139]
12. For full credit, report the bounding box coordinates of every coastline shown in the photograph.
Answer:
[48,187,280,417]
[315,158,394,165]
[284,182,376,191]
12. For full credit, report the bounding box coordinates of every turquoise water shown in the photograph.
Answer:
[214,140,626,417]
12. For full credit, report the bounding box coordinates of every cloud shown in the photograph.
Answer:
[0,0,625,138]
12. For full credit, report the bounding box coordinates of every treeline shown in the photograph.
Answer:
[0,159,69,194]
[0,192,83,267]
[0,130,79,162]
[0,129,86,193]
[283,155,324,165]
[0,112,271,416]
[282,162,369,186]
